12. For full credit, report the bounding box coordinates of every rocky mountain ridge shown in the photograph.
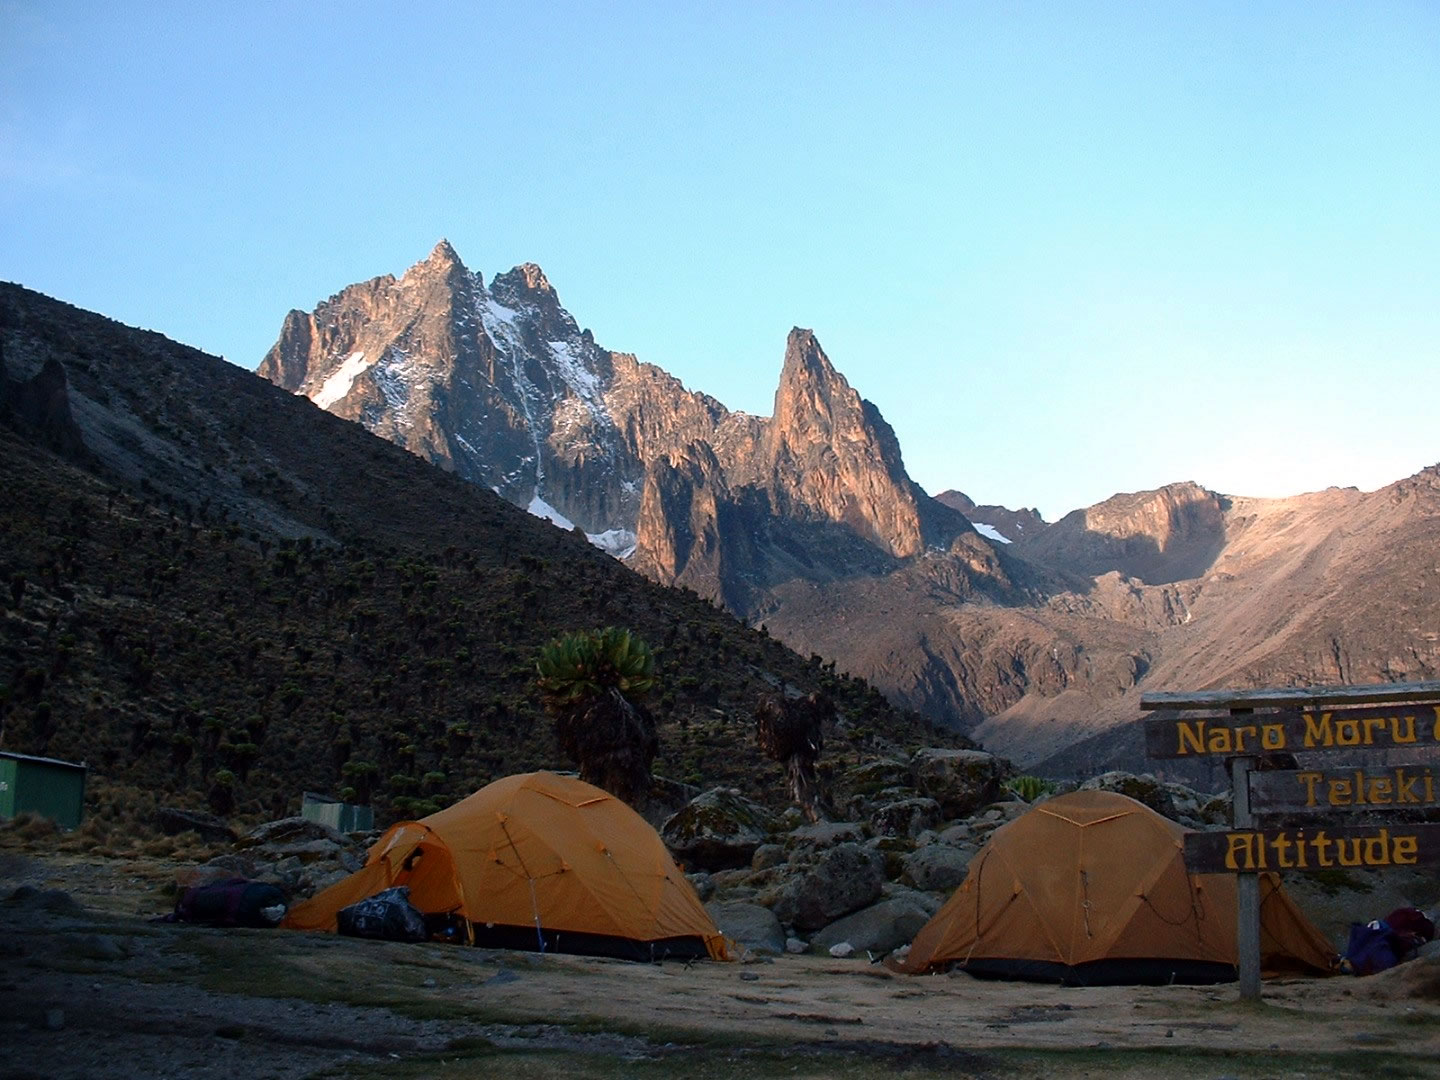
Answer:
[259,245,1440,772]
[260,244,979,575]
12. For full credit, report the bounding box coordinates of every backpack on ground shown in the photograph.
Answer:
[170,878,288,928]
[1342,908,1435,976]
[336,886,427,943]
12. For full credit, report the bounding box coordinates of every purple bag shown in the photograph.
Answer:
[169,878,288,927]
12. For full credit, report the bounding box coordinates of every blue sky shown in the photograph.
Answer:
[3,2,1437,520]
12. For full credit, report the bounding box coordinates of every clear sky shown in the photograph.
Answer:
[3,2,1437,521]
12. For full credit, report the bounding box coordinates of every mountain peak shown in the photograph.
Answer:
[492,262,555,298]
[424,238,465,270]
[780,327,838,386]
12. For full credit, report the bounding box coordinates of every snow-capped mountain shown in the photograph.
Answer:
[259,241,976,577]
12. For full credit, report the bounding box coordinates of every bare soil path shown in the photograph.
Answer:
[2,851,1438,1080]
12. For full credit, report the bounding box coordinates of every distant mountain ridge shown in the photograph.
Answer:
[259,244,1440,772]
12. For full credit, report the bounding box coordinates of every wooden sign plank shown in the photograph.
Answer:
[1143,703,1440,760]
[1139,681,1440,712]
[1249,765,1440,815]
[1184,823,1440,873]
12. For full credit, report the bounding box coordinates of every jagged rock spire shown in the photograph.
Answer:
[762,328,945,559]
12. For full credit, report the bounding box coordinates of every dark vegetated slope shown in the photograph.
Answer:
[0,284,963,824]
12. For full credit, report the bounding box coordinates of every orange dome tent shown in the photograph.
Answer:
[901,790,1336,984]
[284,771,728,962]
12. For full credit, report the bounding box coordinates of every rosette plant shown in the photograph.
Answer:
[536,627,659,807]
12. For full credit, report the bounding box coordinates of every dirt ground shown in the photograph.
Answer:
[2,851,1438,1080]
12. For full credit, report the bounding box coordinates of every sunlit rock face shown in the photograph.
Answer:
[260,244,968,576]
[261,244,1440,772]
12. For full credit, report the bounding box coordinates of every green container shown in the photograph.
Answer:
[0,752,87,829]
[301,791,373,833]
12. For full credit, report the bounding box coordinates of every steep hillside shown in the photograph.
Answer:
[0,283,965,824]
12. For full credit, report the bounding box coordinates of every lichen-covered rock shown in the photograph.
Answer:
[687,871,715,902]
[844,785,915,821]
[1197,791,1232,826]
[752,843,787,871]
[901,843,976,892]
[785,821,865,854]
[880,882,943,917]
[934,823,973,847]
[809,896,931,957]
[255,838,343,863]
[1078,772,1176,818]
[768,843,885,931]
[870,797,942,839]
[662,788,778,872]
[1164,783,1230,827]
[842,759,914,797]
[910,749,1007,819]
[864,835,916,882]
[708,867,756,892]
[706,900,786,955]
[240,816,347,849]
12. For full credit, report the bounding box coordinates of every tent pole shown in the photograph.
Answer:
[1231,746,1261,1001]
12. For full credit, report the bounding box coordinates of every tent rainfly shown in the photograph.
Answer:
[284,771,728,962]
[901,789,1337,984]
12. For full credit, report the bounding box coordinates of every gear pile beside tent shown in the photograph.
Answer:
[284,771,728,962]
[900,790,1337,984]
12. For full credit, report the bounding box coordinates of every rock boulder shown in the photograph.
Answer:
[910,748,1006,819]
[768,843,885,931]
[662,789,778,872]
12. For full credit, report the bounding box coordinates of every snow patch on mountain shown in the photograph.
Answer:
[528,494,574,529]
[547,339,602,405]
[313,351,370,410]
[527,493,636,558]
[975,522,1012,545]
[372,348,417,418]
[587,528,637,560]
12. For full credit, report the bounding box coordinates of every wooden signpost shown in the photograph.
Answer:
[1140,680,1440,1001]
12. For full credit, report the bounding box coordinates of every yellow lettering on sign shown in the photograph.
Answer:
[1269,832,1296,869]
[1363,830,1391,865]
[1393,835,1419,865]
[1207,727,1232,754]
[1369,777,1393,805]
[1297,771,1323,807]
[1335,718,1362,747]
[1261,723,1286,750]
[1303,712,1332,748]
[1327,779,1353,806]
[1392,715,1417,744]
[1176,721,1207,756]
[1225,833,1256,871]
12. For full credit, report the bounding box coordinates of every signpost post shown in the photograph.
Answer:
[1140,679,1440,1002]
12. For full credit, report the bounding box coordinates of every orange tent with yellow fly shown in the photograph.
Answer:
[284,771,727,962]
